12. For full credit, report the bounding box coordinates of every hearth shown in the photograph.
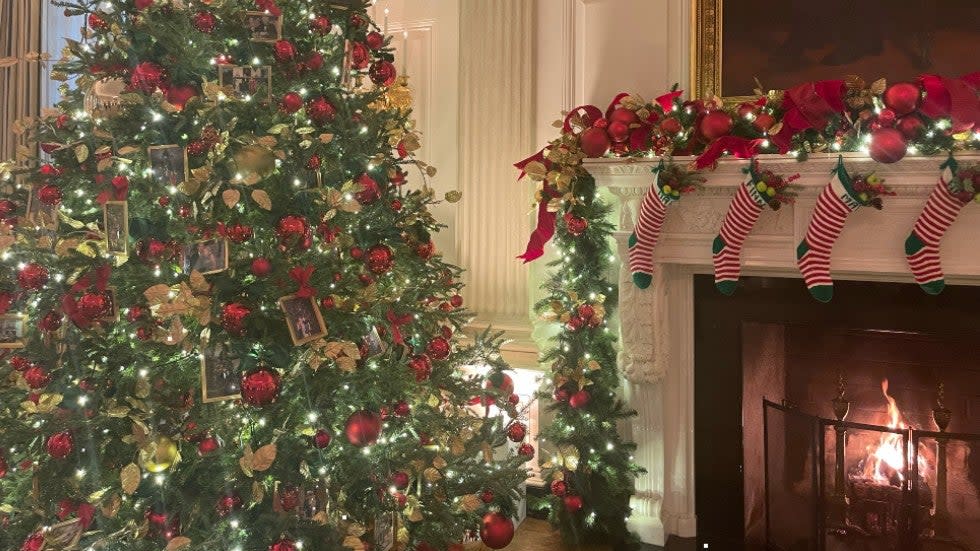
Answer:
[694,275,980,550]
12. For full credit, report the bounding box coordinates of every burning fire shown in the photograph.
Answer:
[857,379,933,486]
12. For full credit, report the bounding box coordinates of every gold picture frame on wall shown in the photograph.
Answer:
[692,0,980,103]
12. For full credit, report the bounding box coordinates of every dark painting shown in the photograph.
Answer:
[722,0,980,97]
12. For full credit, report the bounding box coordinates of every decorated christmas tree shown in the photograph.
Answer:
[0,1,529,550]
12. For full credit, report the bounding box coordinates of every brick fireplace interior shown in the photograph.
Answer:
[693,275,980,550]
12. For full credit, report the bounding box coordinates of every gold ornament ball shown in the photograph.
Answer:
[140,435,181,473]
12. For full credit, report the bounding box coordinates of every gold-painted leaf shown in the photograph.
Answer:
[460,493,482,512]
[444,190,462,203]
[432,456,447,469]
[117,145,140,156]
[252,481,265,503]
[101,493,121,518]
[869,78,887,95]
[165,536,192,551]
[251,443,277,472]
[423,467,442,482]
[222,189,240,209]
[121,463,140,495]
[74,144,89,164]
[251,189,272,210]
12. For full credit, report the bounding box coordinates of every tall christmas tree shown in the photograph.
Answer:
[0,1,529,550]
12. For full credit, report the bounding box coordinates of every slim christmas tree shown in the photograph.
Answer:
[0,1,528,550]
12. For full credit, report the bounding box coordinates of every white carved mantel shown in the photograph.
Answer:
[586,152,980,545]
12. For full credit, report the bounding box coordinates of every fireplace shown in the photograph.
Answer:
[582,152,980,547]
[694,275,980,550]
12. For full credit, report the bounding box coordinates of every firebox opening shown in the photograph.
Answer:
[694,275,980,551]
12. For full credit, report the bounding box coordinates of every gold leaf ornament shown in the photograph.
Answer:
[121,463,141,495]
[166,537,192,551]
[251,189,272,210]
[222,188,241,208]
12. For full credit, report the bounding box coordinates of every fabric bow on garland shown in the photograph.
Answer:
[62,265,112,328]
[385,309,412,345]
[288,265,316,298]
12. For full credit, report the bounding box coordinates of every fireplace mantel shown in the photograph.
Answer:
[583,152,980,545]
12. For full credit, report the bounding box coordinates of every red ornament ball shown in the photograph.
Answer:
[197,436,220,455]
[366,244,394,274]
[518,443,535,457]
[579,127,610,158]
[350,41,370,69]
[241,368,280,406]
[507,422,526,442]
[609,107,638,125]
[215,493,242,517]
[897,116,924,139]
[877,108,897,127]
[305,51,324,72]
[660,116,682,135]
[307,97,337,125]
[38,184,62,206]
[18,263,49,291]
[366,31,385,50]
[281,92,303,114]
[345,410,382,447]
[369,60,397,87]
[355,174,381,204]
[77,292,109,319]
[426,336,451,360]
[309,15,331,35]
[313,429,332,449]
[193,11,217,33]
[563,494,584,513]
[46,431,74,459]
[251,258,272,277]
[481,489,495,503]
[569,389,591,409]
[409,355,432,381]
[0,198,15,216]
[564,213,588,236]
[273,40,297,63]
[278,483,301,511]
[753,113,776,132]
[277,215,310,248]
[24,365,51,389]
[699,110,733,140]
[39,310,62,332]
[415,241,435,259]
[390,471,410,489]
[869,127,907,164]
[550,479,568,497]
[883,82,921,117]
[88,13,109,30]
[607,120,630,143]
[220,303,251,336]
[480,512,515,550]
[269,538,297,551]
[130,61,167,94]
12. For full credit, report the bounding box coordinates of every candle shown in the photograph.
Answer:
[402,30,408,74]
[383,8,389,35]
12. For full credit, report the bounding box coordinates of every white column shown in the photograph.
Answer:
[457,1,536,360]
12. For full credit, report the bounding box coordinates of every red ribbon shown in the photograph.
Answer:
[71,265,111,293]
[771,80,845,153]
[654,90,683,113]
[518,184,560,263]
[386,309,412,345]
[694,137,766,169]
[288,265,316,298]
[0,292,12,315]
[918,73,980,133]
[514,149,551,181]
[255,0,281,16]
[96,175,129,205]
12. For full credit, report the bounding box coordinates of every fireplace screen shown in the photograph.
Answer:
[764,399,980,550]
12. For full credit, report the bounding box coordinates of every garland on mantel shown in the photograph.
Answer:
[515,73,979,544]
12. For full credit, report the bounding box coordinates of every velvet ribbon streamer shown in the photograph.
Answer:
[694,137,766,169]
[771,80,846,153]
[918,72,980,133]
[288,265,316,298]
[385,309,412,345]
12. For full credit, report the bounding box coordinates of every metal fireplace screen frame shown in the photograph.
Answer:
[762,399,979,551]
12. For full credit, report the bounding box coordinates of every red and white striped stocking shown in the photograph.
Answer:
[796,161,862,302]
[905,159,970,295]
[713,168,768,295]
[628,173,675,289]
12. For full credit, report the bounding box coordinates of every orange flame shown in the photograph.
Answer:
[859,379,932,486]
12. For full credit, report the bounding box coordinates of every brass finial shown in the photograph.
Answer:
[831,373,850,420]
[934,382,951,432]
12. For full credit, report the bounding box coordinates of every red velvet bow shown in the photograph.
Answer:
[288,265,316,298]
[97,176,129,205]
[518,183,560,263]
[654,90,684,113]
[918,72,980,133]
[71,265,111,293]
[694,137,766,169]
[515,104,605,180]
[386,309,412,345]
[771,80,846,153]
